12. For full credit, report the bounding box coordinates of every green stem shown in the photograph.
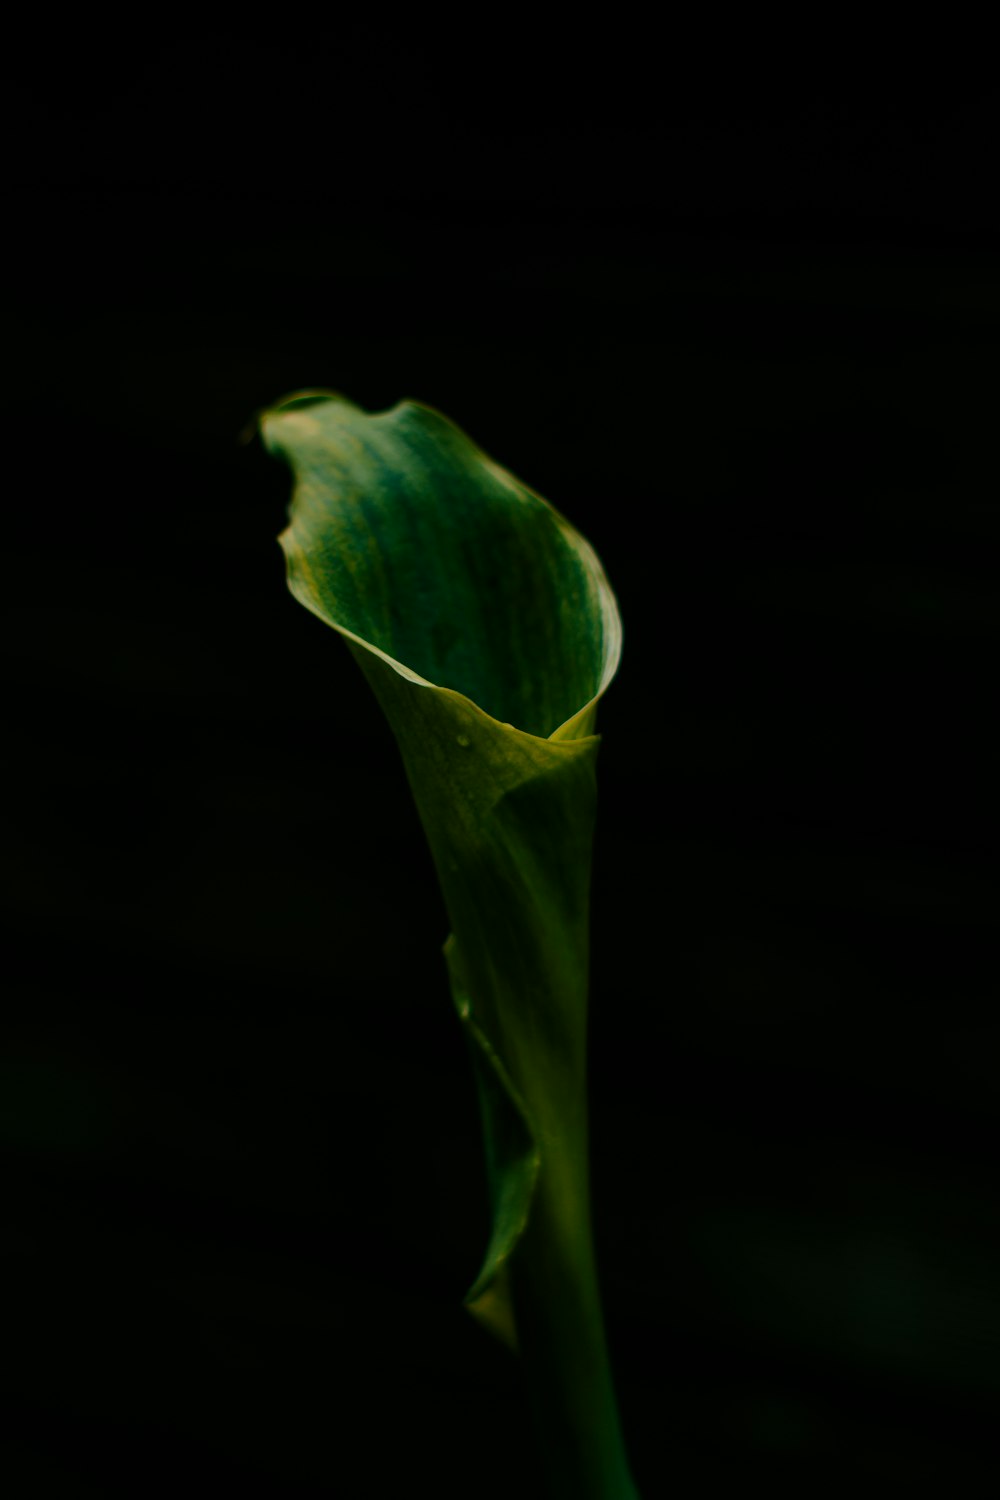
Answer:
[510,1102,639,1499]
[353,653,638,1496]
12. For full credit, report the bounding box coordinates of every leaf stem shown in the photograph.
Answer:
[510,1103,640,1499]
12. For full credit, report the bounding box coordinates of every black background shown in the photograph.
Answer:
[2,35,999,1497]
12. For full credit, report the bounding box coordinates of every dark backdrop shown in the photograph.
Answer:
[2,40,999,1496]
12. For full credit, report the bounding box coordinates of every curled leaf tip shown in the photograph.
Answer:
[263,392,621,741]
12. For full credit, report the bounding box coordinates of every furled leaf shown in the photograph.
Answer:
[261,391,637,1498]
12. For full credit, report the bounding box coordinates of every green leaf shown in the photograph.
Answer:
[261,391,638,1498]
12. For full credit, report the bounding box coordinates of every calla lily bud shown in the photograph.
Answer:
[261,390,638,1499]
